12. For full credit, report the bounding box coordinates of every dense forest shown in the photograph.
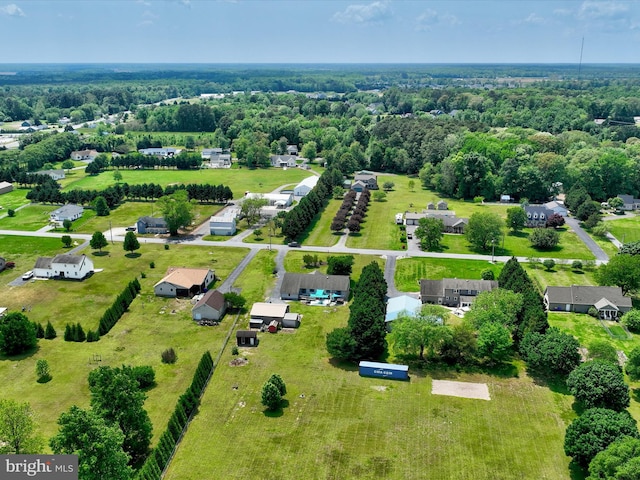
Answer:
[2,64,640,203]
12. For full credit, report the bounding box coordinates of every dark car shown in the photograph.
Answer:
[125,226,136,232]
[288,242,301,247]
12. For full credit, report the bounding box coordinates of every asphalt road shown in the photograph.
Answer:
[564,217,609,262]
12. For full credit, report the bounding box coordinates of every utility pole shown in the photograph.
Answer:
[491,238,495,263]
[109,220,113,245]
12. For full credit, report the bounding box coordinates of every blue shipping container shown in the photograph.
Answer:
[359,361,409,380]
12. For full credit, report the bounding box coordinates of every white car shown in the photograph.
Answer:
[22,271,34,280]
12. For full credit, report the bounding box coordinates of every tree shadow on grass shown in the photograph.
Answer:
[631,387,640,404]
[263,399,290,418]
[508,231,529,238]
[328,358,358,372]
[125,252,142,258]
[528,369,571,395]
[91,251,109,257]
[0,345,40,362]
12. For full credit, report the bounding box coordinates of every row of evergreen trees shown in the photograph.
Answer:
[99,279,142,336]
[136,351,215,480]
[497,257,549,346]
[282,167,343,241]
[33,320,57,340]
[326,261,388,361]
[26,180,233,209]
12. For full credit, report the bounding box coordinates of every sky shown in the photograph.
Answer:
[0,0,639,64]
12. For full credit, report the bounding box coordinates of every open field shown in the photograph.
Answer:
[167,301,574,480]
[0,243,250,445]
[0,204,58,231]
[605,215,640,243]
[394,257,502,292]
[60,168,312,199]
[232,249,278,302]
[284,252,386,283]
[0,188,30,211]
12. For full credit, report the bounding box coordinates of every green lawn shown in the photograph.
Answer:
[524,264,597,291]
[548,312,640,357]
[167,301,573,480]
[0,188,30,211]
[284,252,386,283]
[61,168,312,200]
[298,198,343,247]
[394,257,502,292]
[0,243,250,446]
[605,216,640,244]
[0,204,58,231]
[434,229,594,260]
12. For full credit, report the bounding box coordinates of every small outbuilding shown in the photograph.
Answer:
[385,295,422,325]
[293,176,320,196]
[267,320,279,333]
[359,361,409,381]
[236,330,258,347]
[209,215,236,236]
[249,302,289,329]
[282,312,301,328]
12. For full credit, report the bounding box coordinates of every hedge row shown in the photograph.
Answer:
[98,278,141,336]
[136,351,215,480]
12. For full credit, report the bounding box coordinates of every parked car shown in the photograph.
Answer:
[407,233,413,239]
[125,226,136,232]
[22,271,34,280]
[288,242,301,247]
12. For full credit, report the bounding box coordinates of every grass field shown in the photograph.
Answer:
[166,301,574,480]
[0,204,58,231]
[0,243,250,446]
[298,198,343,247]
[61,168,312,200]
[394,257,502,292]
[605,216,640,244]
[524,264,597,292]
[283,252,386,283]
[0,188,30,211]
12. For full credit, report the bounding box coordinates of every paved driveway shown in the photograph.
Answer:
[564,217,609,262]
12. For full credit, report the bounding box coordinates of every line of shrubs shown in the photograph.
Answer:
[136,351,214,480]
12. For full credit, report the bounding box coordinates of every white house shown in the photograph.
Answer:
[36,169,65,181]
[50,204,84,222]
[293,176,319,196]
[270,155,297,168]
[33,254,94,280]
[71,149,98,161]
[209,214,237,236]
[154,267,215,298]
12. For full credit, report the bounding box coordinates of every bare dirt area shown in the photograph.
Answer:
[431,379,491,400]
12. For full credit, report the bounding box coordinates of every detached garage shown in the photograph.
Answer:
[236,330,258,347]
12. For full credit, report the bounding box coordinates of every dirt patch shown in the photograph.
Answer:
[371,386,388,392]
[431,380,490,400]
[229,358,248,367]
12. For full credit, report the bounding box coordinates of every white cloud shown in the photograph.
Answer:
[524,13,546,25]
[0,4,25,16]
[579,1,628,20]
[415,8,459,31]
[332,1,392,25]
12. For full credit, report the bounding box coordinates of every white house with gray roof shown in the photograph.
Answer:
[618,194,640,211]
[50,204,84,222]
[33,254,94,280]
